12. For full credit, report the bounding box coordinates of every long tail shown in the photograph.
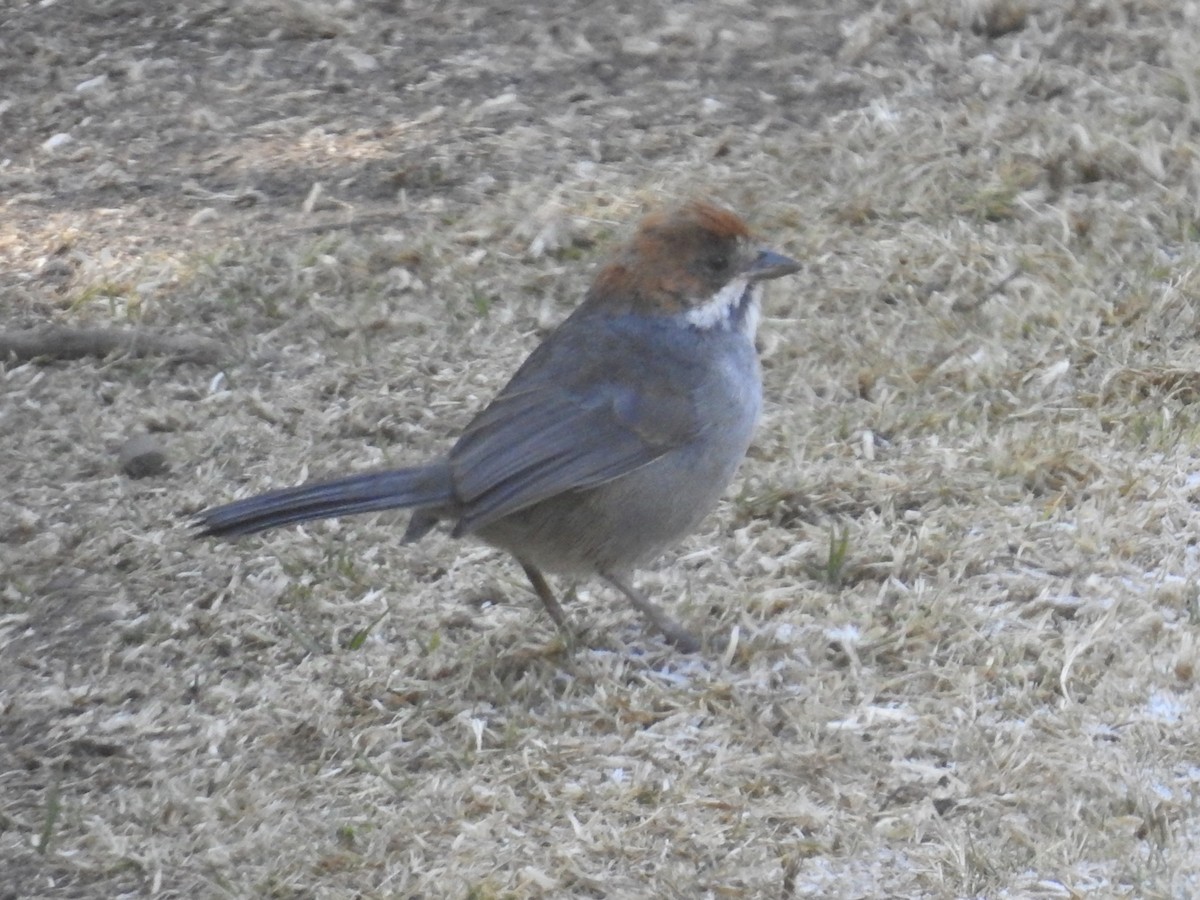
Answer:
[196,464,453,537]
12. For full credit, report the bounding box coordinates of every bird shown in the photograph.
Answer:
[196,201,800,652]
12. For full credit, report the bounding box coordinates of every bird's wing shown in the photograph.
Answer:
[448,316,706,535]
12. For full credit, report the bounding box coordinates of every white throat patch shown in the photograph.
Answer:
[682,277,761,338]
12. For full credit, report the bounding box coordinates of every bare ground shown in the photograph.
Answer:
[4,0,1200,897]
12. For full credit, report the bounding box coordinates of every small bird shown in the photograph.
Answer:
[197,201,799,651]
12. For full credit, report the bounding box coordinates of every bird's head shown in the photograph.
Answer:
[584,201,800,336]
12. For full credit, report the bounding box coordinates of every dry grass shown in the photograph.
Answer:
[4,0,1200,896]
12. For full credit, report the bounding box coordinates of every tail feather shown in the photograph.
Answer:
[197,464,453,538]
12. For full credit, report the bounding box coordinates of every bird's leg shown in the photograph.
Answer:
[519,561,568,629]
[601,571,701,653]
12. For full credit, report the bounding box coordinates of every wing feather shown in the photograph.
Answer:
[448,315,706,534]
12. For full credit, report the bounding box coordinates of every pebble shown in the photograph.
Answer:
[118,434,168,478]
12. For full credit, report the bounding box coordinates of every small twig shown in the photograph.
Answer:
[951,266,1022,313]
[0,326,223,364]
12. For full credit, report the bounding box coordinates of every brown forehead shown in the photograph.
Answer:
[637,201,752,243]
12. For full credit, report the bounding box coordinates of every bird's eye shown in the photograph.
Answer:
[705,254,730,274]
